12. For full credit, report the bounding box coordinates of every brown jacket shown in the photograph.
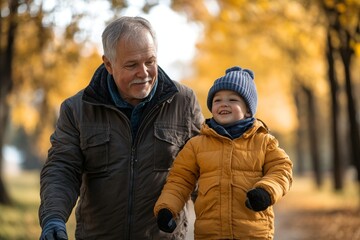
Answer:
[154,120,293,240]
[39,64,204,239]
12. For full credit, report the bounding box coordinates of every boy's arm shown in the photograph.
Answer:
[154,140,199,216]
[254,135,293,204]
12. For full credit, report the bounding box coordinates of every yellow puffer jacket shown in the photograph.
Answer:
[154,119,293,240]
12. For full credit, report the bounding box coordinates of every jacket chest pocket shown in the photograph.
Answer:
[80,126,110,173]
[153,123,188,171]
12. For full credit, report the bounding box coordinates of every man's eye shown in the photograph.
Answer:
[146,60,155,66]
[125,63,137,68]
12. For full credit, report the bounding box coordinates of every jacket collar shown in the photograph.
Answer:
[207,117,255,139]
[242,119,269,138]
[202,118,269,139]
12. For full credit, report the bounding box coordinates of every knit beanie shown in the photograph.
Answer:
[207,66,257,116]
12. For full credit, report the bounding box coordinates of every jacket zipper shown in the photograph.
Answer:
[85,103,134,239]
[125,147,136,240]
[125,104,162,240]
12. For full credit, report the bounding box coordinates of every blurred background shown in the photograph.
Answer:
[0,0,359,239]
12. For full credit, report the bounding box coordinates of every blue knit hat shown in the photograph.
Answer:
[207,66,257,116]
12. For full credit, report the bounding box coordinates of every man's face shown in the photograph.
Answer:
[103,31,158,106]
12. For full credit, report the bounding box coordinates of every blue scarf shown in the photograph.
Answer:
[207,117,255,139]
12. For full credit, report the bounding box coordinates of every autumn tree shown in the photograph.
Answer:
[313,0,360,190]
[0,0,102,204]
[0,0,19,204]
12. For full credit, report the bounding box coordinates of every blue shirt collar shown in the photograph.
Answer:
[107,74,158,109]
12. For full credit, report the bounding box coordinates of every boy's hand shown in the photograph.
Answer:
[157,208,177,233]
[245,188,271,212]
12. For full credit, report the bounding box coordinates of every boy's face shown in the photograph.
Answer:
[212,90,251,125]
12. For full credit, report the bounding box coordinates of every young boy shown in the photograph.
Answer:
[154,66,293,240]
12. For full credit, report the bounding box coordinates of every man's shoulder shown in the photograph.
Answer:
[59,89,85,111]
[172,80,191,90]
[171,81,196,98]
[64,89,84,103]
[157,66,195,96]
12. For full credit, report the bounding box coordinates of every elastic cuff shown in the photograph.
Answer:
[42,216,65,229]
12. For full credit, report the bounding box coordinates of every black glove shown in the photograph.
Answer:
[157,208,177,233]
[245,188,271,212]
[39,218,68,240]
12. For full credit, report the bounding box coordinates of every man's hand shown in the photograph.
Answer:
[40,219,68,240]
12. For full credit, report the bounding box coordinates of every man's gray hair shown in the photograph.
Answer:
[102,16,158,62]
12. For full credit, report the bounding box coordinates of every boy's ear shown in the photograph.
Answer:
[245,112,252,118]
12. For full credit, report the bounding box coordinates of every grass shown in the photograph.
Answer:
[0,171,76,240]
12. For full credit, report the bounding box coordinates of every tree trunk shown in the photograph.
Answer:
[339,29,360,184]
[0,76,11,204]
[0,0,19,205]
[326,30,343,190]
[294,83,306,175]
[302,86,322,187]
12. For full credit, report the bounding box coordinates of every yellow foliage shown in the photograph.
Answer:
[336,3,347,13]
[180,0,334,135]
[36,124,55,158]
[10,32,102,159]
[11,103,39,133]
[354,42,360,56]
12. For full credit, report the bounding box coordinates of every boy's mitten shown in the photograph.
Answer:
[157,208,177,233]
[245,188,271,212]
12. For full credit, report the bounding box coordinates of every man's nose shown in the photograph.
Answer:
[136,64,149,78]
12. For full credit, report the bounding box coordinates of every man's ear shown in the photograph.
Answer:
[102,55,113,74]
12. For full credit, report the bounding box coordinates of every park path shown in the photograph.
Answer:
[273,194,307,240]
